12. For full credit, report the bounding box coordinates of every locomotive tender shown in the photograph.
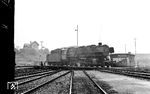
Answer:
[46,43,114,67]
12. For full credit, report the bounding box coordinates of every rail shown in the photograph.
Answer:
[99,69,150,80]
[18,70,61,85]
[15,70,55,80]
[83,71,108,94]
[69,70,74,94]
[21,71,71,94]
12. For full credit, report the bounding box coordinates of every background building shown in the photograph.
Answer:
[110,52,135,67]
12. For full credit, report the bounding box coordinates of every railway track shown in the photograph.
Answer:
[15,66,34,70]
[15,70,110,94]
[111,67,150,73]
[99,68,150,80]
[83,71,108,94]
[70,71,108,94]
[15,70,54,80]
[15,70,72,94]
[16,70,61,86]
[15,67,52,77]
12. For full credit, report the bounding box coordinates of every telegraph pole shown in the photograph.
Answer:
[125,44,126,53]
[75,25,79,63]
[134,38,136,55]
[134,38,137,67]
[75,25,78,47]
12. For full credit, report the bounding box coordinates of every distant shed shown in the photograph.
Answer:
[110,53,135,67]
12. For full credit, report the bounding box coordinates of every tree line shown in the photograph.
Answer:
[14,41,50,65]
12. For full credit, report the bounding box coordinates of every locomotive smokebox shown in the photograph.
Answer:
[109,47,114,53]
[98,42,102,46]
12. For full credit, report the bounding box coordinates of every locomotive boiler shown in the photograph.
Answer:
[46,42,114,67]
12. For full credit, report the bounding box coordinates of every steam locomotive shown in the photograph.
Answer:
[46,43,114,67]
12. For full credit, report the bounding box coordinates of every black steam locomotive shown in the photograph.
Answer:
[46,43,114,67]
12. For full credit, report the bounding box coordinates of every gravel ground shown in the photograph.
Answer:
[15,71,67,94]
[73,71,102,94]
[87,70,150,94]
[31,73,71,94]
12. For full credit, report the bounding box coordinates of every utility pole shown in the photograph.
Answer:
[75,25,79,63]
[134,38,137,67]
[134,38,136,55]
[125,44,126,53]
[75,25,78,47]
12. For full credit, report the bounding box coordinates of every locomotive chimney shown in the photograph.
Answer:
[98,42,102,46]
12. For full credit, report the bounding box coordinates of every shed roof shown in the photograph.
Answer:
[110,53,135,58]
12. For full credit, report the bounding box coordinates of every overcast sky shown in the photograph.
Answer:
[15,0,150,53]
